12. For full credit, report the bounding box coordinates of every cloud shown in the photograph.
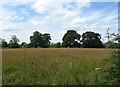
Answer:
[0,1,118,43]
[29,1,91,41]
[30,1,91,27]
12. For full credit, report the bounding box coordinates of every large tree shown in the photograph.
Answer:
[42,33,51,48]
[30,31,43,48]
[62,30,81,48]
[30,31,51,48]
[8,35,19,48]
[0,38,7,48]
[81,31,104,48]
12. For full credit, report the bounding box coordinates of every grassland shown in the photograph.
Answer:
[2,48,115,85]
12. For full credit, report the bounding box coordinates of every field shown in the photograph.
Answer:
[2,48,115,85]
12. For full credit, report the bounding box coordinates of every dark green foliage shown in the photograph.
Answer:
[102,33,120,85]
[50,42,62,48]
[55,42,62,48]
[106,41,120,48]
[62,30,81,48]
[105,33,120,48]
[105,50,120,85]
[30,31,51,48]
[8,35,19,48]
[115,35,120,43]
[49,43,55,48]
[20,42,28,48]
[3,30,120,48]
[81,31,104,48]
[8,41,19,48]
[42,33,51,48]
[30,31,43,48]
[113,34,120,48]
[26,43,32,48]
[0,38,7,48]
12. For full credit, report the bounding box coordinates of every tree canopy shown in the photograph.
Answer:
[1,30,118,48]
[20,42,28,48]
[0,38,7,48]
[50,42,62,48]
[81,31,104,48]
[42,33,51,48]
[8,35,19,48]
[62,30,81,48]
[30,31,51,48]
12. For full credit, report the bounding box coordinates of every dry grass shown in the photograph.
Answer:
[2,48,115,85]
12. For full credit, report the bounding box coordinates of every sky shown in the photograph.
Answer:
[0,0,119,43]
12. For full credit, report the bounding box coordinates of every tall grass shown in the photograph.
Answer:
[2,48,115,85]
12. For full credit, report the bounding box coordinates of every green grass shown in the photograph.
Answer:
[2,48,115,85]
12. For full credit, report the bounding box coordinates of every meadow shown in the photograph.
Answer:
[2,48,115,85]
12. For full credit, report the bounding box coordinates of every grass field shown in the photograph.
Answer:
[2,48,115,85]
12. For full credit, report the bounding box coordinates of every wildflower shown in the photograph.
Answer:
[95,68,100,71]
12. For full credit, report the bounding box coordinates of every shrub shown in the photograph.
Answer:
[106,50,120,85]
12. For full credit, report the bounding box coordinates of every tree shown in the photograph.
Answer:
[81,31,104,48]
[50,42,62,48]
[55,42,62,48]
[105,33,120,48]
[49,43,55,48]
[0,38,1,48]
[30,31,51,48]
[104,28,120,48]
[27,43,32,48]
[0,38,7,48]
[62,30,81,48]
[105,34,120,85]
[115,34,120,43]
[105,28,111,42]
[104,50,120,85]
[42,33,51,48]
[20,42,27,48]
[8,35,19,48]
[30,31,43,48]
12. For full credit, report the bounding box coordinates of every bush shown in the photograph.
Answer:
[106,50,120,85]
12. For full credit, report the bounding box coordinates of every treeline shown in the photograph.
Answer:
[0,30,120,48]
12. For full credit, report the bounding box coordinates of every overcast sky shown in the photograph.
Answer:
[0,0,119,43]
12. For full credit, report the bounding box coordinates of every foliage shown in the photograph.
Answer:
[106,41,120,48]
[81,31,104,48]
[62,30,81,48]
[105,33,120,48]
[42,33,51,48]
[55,42,62,48]
[30,31,51,48]
[0,38,1,48]
[105,50,120,85]
[2,30,119,48]
[0,38,7,48]
[50,42,62,48]
[104,31,120,85]
[30,31,43,48]
[8,35,19,48]
[20,42,28,48]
